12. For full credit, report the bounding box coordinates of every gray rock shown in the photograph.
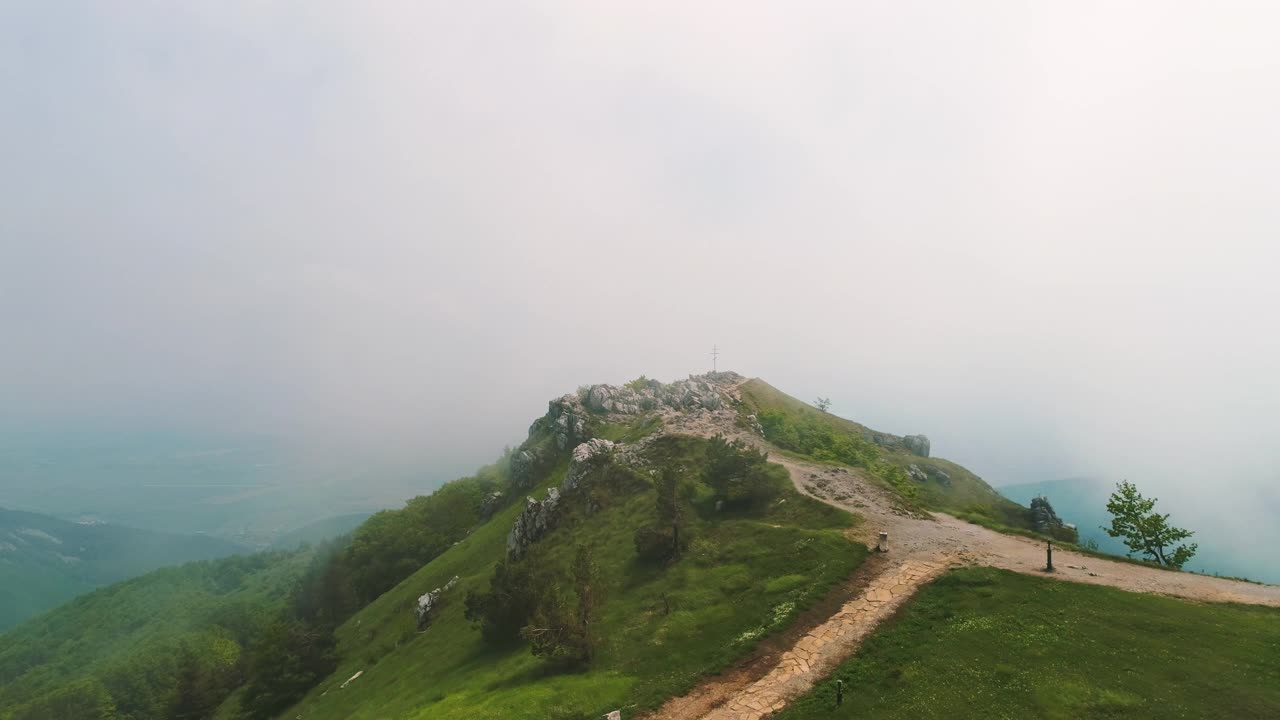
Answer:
[907,464,928,483]
[545,395,590,449]
[509,448,544,490]
[1029,496,1065,535]
[572,374,737,419]
[506,489,561,561]
[563,438,616,493]
[479,491,504,519]
[931,467,951,485]
[903,434,931,457]
[746,414,765,436]
[586,385,616,413]
[415,575,460,631]
[866,431,902,450]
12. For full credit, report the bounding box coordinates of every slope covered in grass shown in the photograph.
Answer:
[276,435,866,720]
[739,379,1030,527]
[778,567,1280,719]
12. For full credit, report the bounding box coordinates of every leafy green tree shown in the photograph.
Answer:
[1103,481,1198,569]
[239,619,338,720]
[465,559,541,645]
[570,543,599,662]
[814,397,832,412]
[703,435,779,507]
[523,544,598,665]
[345,477,492,602]
[290,539,358,628]
[635,466,692,562]
[168,644,217,720]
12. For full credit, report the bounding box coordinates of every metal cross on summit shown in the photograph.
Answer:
[711,345,719,374]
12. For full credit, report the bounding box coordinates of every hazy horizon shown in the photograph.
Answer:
[3,3,1278,571]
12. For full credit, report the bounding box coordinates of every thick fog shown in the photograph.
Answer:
[2,3,1277,559]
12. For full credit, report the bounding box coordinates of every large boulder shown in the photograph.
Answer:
[903,434,931,457]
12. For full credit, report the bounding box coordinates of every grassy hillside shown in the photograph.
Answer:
[738,380,1031,528]
[777,567,1280,719]
[0,549,311,719]
[274,434,865,720]
[0,507,247,631]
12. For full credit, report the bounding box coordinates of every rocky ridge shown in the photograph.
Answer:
[504,373,742,562]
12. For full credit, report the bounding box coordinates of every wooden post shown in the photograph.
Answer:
[1046,540,1054,572]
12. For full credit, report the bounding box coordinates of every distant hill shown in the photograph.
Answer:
[0,507,246,631]
[269,513,370,549]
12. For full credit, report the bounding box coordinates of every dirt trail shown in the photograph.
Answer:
[647,394,1280,720]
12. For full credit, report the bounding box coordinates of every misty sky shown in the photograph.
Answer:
[2,2,1278,537]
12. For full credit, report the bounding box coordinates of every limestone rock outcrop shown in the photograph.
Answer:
[1029,496,1065,535]
[577,373,737,418]
[563,438,616,493]
[510,447,546,490]
[415,575,459,631]
[506,489,560,562]
[545,396,590,450]
[479,491,504,520]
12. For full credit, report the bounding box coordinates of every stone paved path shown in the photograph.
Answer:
[698,558,949,720]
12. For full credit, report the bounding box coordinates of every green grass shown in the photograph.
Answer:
[738,379,1031,528]
[275,435,867,720]
[776,567,1280,719]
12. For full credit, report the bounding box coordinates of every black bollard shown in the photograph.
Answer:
[836,678,843,706]
[1046,540,1054,572]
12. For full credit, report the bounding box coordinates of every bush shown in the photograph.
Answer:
[703,435,781,507]
[523,545,598,666]
[465,559,543,645]
[239,619,337,720]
